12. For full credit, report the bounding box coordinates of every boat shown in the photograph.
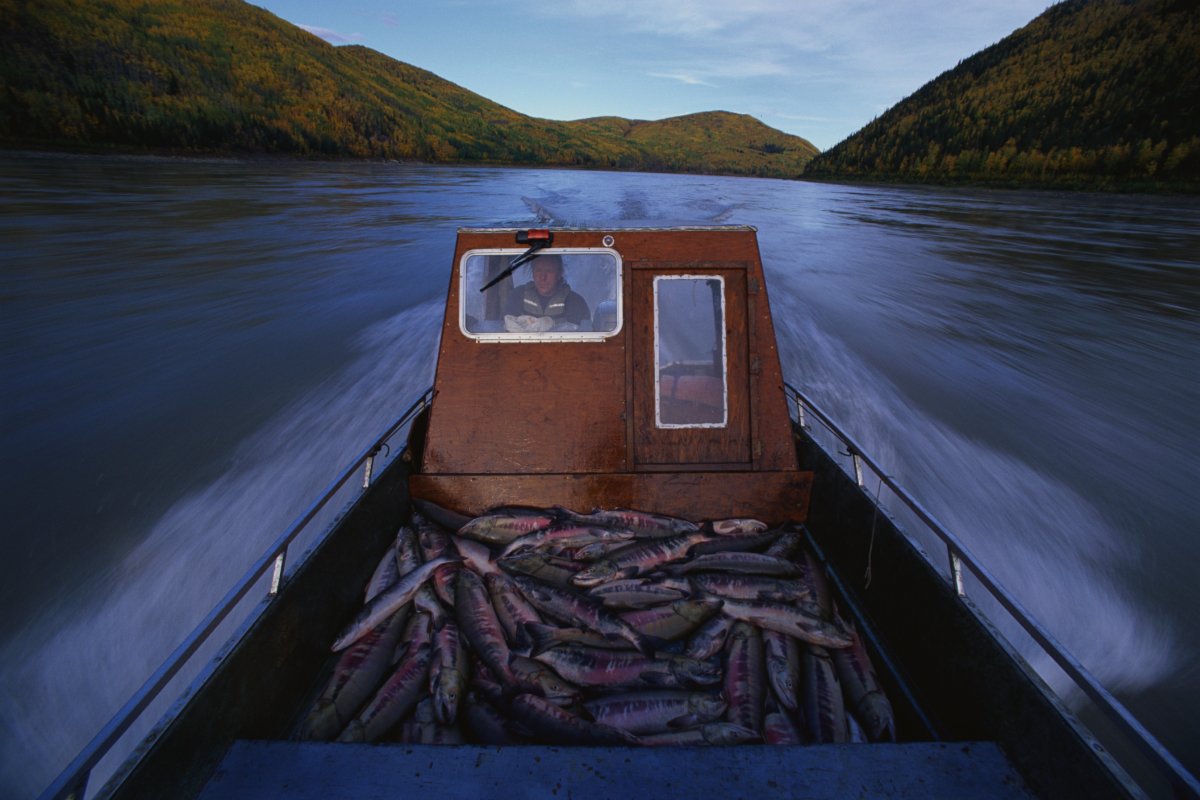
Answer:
[40,226,1197,800]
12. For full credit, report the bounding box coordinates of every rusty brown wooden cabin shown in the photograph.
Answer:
[410,226,812,522]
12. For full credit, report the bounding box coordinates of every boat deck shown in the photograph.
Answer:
[198,739,1035,800]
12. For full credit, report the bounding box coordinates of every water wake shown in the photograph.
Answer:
[772,306,1176,704]
[0,301,442,799]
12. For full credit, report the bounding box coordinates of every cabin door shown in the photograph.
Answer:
[631,267,752,468]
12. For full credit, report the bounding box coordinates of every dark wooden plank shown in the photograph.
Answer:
[408,470,811,522]
[199,740,1036,800]
[422,337,629,474]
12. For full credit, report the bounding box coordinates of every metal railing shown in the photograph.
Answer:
[39,388,435,800]
[784,382,1199,800]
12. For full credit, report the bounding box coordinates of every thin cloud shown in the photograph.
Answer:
[649,71,716,87]
[640,55,791,86]
[533,0,1044,82]
[298,24,363,44]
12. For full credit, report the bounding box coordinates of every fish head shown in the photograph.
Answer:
[395,528,423,572]
[433,668,465,724]
[674,597,724,622]
[571,542,606,560]
[688,692,729,720]
[532,670,581,706]
[452,537,496,574]
[418,526,451,559]
[670,657,723,687]
[712,518,768,536]
[857,692,896,742]
[670,517,702,535]
[768,661,797,701]
[300,701,341,741]
[570,560,618,588]
[498,551,548,577]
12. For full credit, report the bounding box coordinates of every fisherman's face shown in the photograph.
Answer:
[532,262,562,296]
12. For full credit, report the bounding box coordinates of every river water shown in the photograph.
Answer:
[1,152,1196,797]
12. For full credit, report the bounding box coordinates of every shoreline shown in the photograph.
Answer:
[4,144,1196,195]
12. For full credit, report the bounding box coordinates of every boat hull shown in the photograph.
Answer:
[97,421,1136,800]
[793,424,1136,799]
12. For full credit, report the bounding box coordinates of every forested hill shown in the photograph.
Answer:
[0,0,817,177]
[804,0,1199,190]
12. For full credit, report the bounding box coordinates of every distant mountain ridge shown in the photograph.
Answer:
[804,0,1199,190]
[0,0,818,177]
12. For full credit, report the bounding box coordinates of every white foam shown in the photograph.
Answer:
[0,301,442,798]
[773,308,1176,704]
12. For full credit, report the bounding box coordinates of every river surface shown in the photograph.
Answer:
[1,153,1197,797]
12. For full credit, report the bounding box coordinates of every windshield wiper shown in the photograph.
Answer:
[479,229,554,292]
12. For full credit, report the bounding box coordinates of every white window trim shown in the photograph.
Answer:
[458,247,623,343]
[653,274,728,429]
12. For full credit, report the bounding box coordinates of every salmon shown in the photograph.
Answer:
[583,691,727,735]
[511,577,654,654]
[510,693,641,745]
[338,612,433,743]
[718,597,853,649]
[831,614,896,742]
[332,556,457,651]
[532,645,721,690]
[458,511,557,545]
[724,622,765,734]
[455,568,519,685]
[619,597,724,647]
[762,629,801,712]
[802,644,848,743]
[300,606,408,740]
[485,572,543,651]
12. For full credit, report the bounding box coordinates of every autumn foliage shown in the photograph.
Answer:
[804,0,1199,190]
[0,0,817,177]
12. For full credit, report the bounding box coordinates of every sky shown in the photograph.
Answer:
[251,0,1052,152]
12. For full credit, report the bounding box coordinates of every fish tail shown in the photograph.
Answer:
[523,622,560,657]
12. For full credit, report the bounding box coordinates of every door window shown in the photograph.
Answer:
[654,275,727,427]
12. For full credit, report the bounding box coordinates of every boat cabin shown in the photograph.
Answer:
[412,226,812,521]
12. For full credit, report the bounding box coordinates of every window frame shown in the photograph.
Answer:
[653,273,729,429]
[457,247,624,343]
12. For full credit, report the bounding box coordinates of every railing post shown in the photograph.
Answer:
[269,551,286,596]
[949,548,965,596]
[362,453,375,488]
[851,451,865,487]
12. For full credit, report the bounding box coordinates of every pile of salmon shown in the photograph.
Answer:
[299,501,896,747]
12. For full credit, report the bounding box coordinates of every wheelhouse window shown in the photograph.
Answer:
[460,249,622,342]
[654,275,727,428]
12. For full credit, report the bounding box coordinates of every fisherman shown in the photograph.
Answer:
[504,254,590,326]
